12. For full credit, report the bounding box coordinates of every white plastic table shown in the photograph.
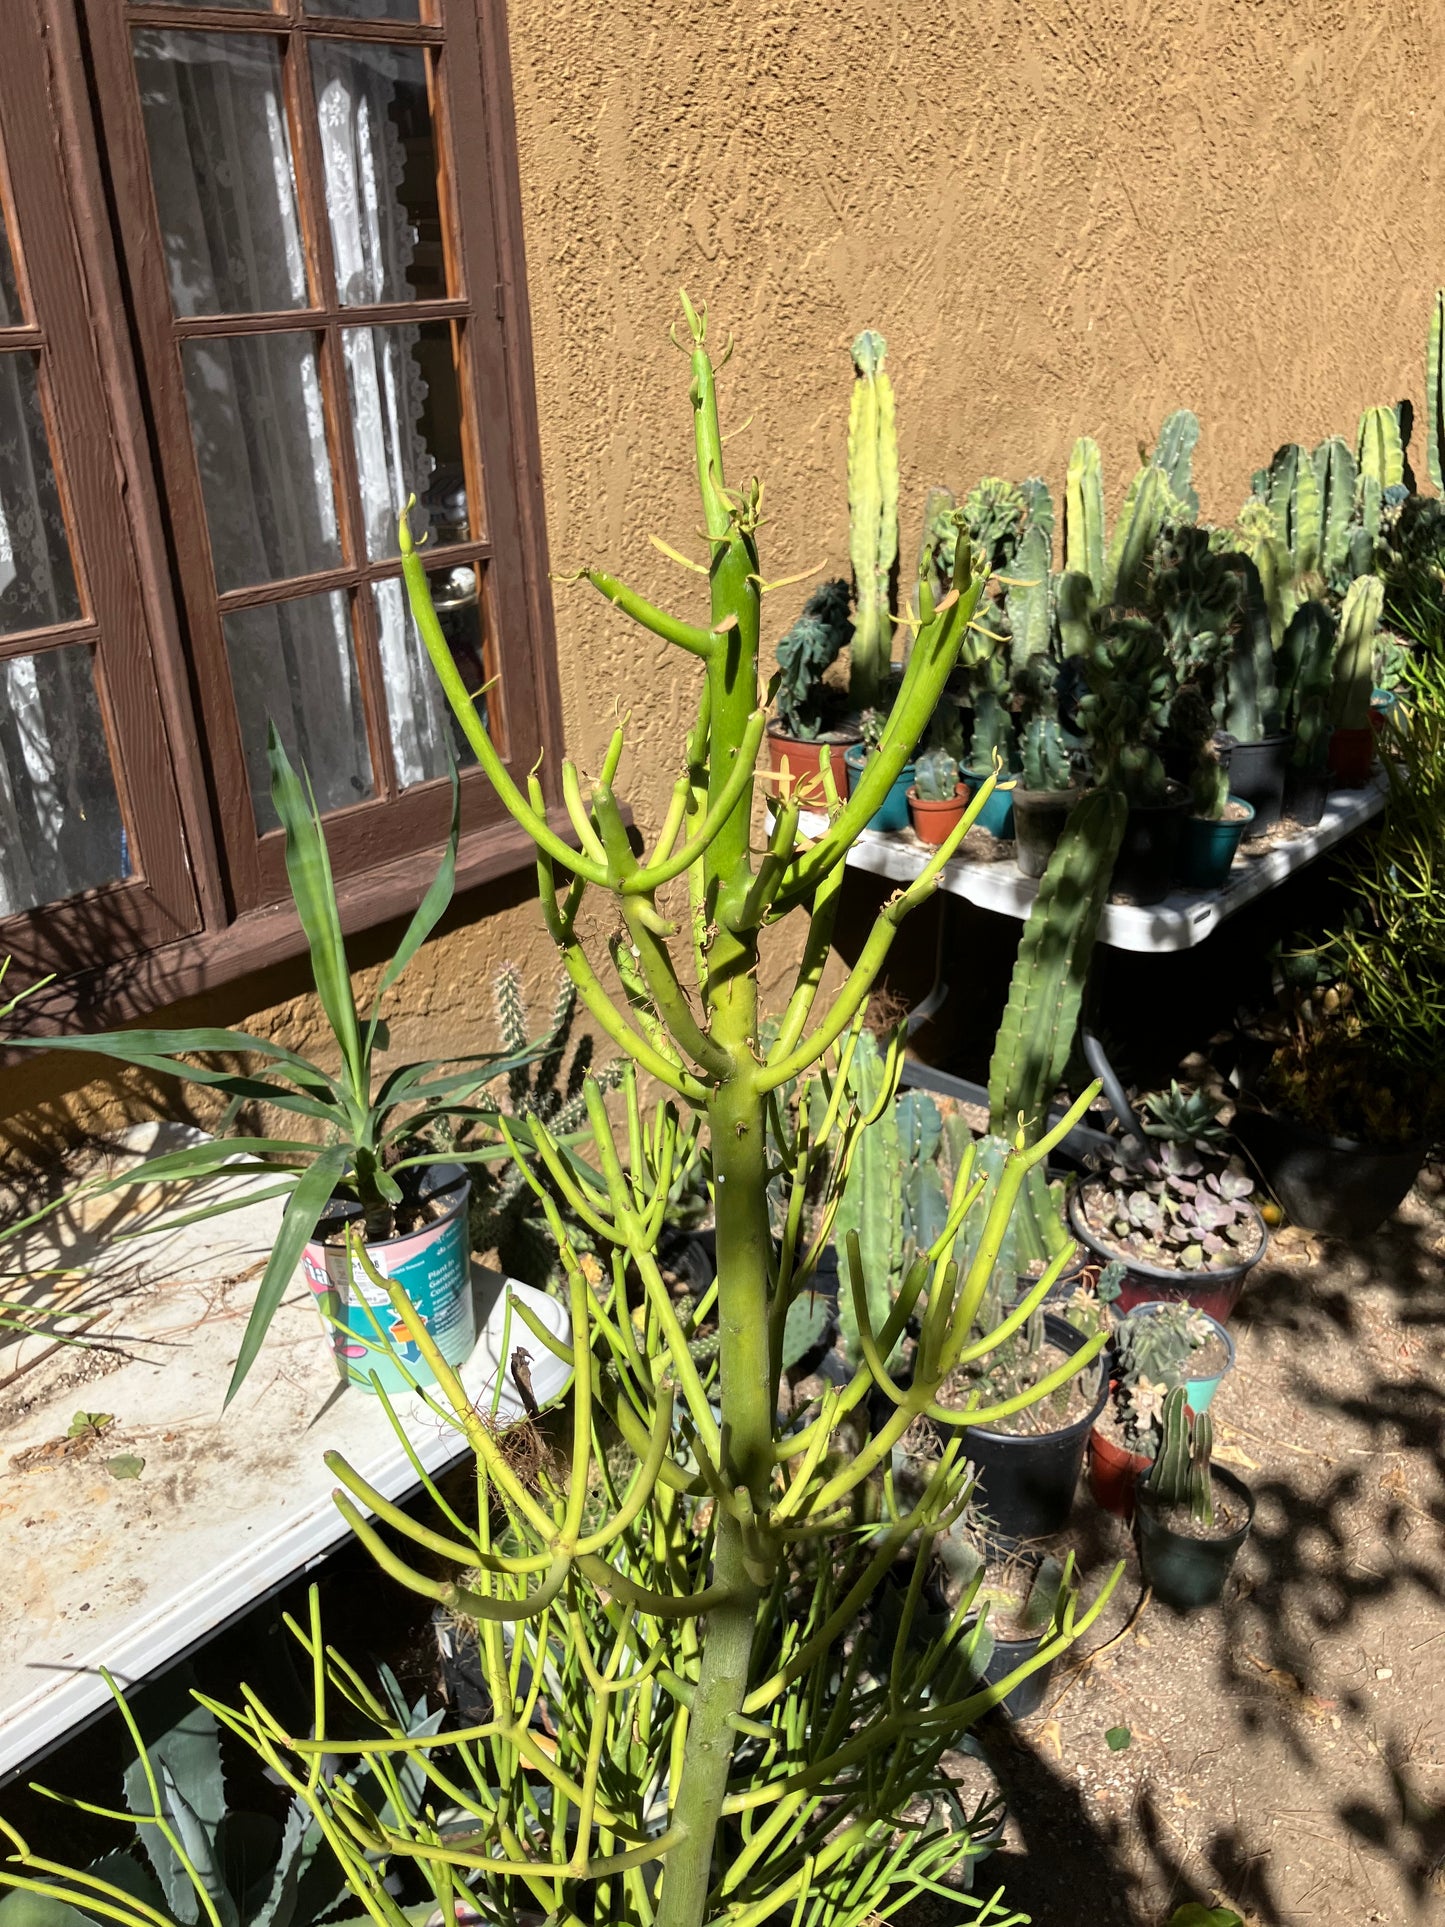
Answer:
[0,1163,570,1783]
[805,773,1386,952]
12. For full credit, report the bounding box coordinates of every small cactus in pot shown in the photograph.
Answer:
[908,744,966,843]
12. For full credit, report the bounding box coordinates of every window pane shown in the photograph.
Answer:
[343,320,467,560]
[304,0,422,25]
[223,591,373,830]
[0,209,22,327]
[0,354,81,637]
[310,42,446,305]
[0,646,128,917]
[373,571,481,788]
[183,333,341,592]
[132,31,307,317]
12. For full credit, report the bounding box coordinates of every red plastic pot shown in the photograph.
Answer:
[908,783,970,845]
[767,729,856,808]
[1088,1423,1152,1519]
[1327,725,1374,788]
[1067,1182,1266,1325]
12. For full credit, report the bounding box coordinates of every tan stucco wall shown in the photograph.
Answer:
[6,0,1445,1148]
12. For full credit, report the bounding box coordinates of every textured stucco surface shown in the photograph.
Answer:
[6,0,1445,1144]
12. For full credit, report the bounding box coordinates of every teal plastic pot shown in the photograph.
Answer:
[1120,1300,1236,1413]
[845,745,914,833]
[962,767,1016,838]
[303,1162,476,1394]
[1175,797,1254,890]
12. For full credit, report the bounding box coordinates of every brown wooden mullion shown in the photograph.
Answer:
[122,6,442,49]
[172,297,469,339]
[213,541,492,616]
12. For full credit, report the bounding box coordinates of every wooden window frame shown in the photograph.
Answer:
[2,0,567,1036]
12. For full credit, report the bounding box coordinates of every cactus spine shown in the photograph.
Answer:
[848,329,899,710]
[1332,573,1384,731]
[1065,437,1106,598]
[1429,289,1444,495]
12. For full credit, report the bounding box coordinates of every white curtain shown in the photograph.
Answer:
[132,29,464,834]
[0,354,127,918]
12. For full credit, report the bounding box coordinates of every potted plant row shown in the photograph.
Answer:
[1088,1295,1236,1518]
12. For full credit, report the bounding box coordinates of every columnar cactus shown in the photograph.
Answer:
[1021,713,1071,791]
[1224,538,1284,742]
[1277,599,1337,773]
[1357,403,1406,545]
[1429,288,1444,496]
[1065,436,1106,598]
[1332,573,1384,731]
[847,329,899,710]
[1146,1385,1216,1528]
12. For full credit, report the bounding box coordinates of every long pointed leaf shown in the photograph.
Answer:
[267,728,364,1103]
[225,1144,350,1404]
[114,1181,301,1240]
[96,1139,327,1189]
[364,759,460,1050]
[4,1025,341,1098]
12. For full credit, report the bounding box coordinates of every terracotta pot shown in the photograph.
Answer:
[1088,1422,1153,1519]
[908,783,970,845]
[1327,725,1374,788]
[767,729,856,808]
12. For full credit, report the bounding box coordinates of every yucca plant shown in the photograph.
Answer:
[2,734,534,1401]
[0,299,1121,1927]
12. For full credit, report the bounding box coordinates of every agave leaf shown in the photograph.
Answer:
[225,1144,351,1405]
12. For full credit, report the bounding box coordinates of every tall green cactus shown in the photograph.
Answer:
[1277,600,1337,773]
[1357,403,1405,546]
[1151,408,1201,522]
[1005,518,1054,668]
[833,1032,947,1364]
[1428,289,1444,496]
[988,787,1127,1139]
[1332,573,1384,731]
[848,329,899,710]
[1065,436,1106,598]
[1103,463,1173,606]
[1022,713,1071,790]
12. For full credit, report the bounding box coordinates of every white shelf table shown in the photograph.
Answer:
[0,1165,568,1784]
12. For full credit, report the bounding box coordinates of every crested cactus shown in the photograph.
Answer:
[1277,599,1337,773]
[847,329,899,710]
[1146,1384,1215,1528]
[1429,288,1444,496]
[964,476,1028,570]
[1079,616,1174,804]
[1332,573,1384,731]
[1065,437,1106,598]
[774,577,852,738]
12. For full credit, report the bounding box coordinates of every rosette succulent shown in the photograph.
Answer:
[1087,1140,1259,1270]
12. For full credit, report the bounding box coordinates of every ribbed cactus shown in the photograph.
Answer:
[1005,519,1054,669]
[988,787,1127,1139]
[1357,403,1405,546]
[1102,463,1173,606]
[1224,542,1283,742]
[1277,600,1337,773]
[1151,408,1201,522]
[1055,568,1095,658]
[833,1030,947,1364]
[1332,573,1384,731]
[1065,437,1105,598]
[1022,714,1071,791]
[1146,1385,1215,1528]
[1429,289,1444,495]
[847,329,899,711]
[1311,437,1358,584]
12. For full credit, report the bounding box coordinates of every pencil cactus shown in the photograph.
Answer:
[847,329,899,710]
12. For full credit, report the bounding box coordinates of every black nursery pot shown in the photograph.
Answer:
[1282,760,1330,829]
[963,1315,1108,1543]
[969,1629,1056,1719]
[1135,1466,1255,1611]
[1231,1108,1428,1241]
[1225,733,1291,831]
[1012,787,1089,881]
[1110,790,1187,907]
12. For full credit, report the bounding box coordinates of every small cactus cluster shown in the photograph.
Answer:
[1145,1384,1217,1528]
[1111,1302,1218,1455]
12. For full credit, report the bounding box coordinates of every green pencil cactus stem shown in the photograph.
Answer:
[847,328,899,711]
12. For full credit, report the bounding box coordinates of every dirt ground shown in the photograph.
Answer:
[962,1162,1445,1926]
